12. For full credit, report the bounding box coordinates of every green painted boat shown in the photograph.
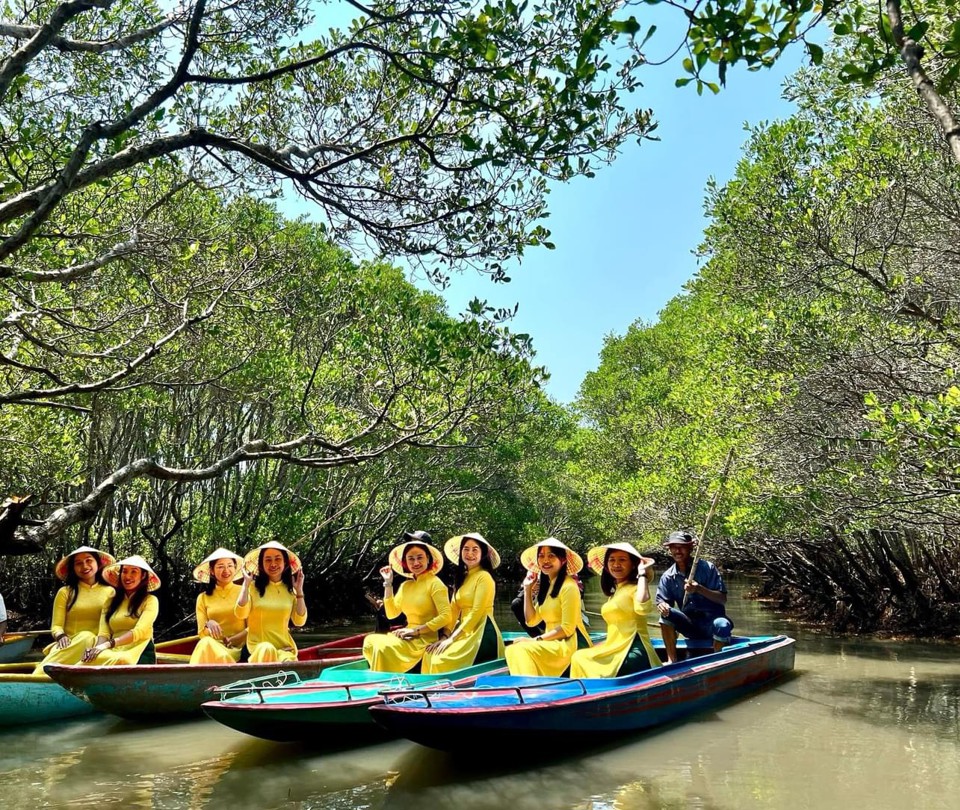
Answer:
[0,633,201,728]
[44,632,367,720]
[0,633,38,664]
[201,656,508,742]
[0,665,95,727]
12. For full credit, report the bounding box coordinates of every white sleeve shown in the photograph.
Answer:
[0,593,7,622]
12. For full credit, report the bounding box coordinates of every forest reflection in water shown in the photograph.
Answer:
[1,578,959,810]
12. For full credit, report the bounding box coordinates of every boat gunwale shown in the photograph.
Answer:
[373,635,795,716]
[202,664,510,713]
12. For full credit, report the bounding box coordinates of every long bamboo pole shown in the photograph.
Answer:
[683,448,736,606]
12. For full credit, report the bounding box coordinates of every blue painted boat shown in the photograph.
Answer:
[201,656,509,741]
[368,634,796,750]
[44,632,367,720]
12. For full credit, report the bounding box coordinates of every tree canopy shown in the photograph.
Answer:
[0,0,654,558]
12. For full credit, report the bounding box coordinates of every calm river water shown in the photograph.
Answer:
[2,578,959,809]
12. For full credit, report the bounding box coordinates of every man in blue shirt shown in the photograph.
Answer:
[655,530,733,663]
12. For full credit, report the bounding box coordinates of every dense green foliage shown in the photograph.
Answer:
[5,1,960,636]
[0,1,654,622]
[563,58,960,633]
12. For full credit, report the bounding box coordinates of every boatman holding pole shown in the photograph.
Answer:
[655,530,733,664]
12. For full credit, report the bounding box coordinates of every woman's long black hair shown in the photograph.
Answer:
[64,552,109,611]
[105,566,151,624]
[537,546,569,604]
[599,549,640,596]
[453,537,495,590]
[254,547,294,596]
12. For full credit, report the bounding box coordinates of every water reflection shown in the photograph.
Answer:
[2,578,960,809]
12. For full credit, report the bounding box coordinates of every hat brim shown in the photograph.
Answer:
[586,544,655,575]
[193,549,245,583]
[389,541,444,577]
[242,543,302,576]
[102,557,161,592]
[442,535,501,569]
[520,541,584,575]
[54,547,116,581]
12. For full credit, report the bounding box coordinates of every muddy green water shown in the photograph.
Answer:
[2,578,959,809]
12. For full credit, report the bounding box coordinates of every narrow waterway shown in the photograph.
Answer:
[2,578,959,809]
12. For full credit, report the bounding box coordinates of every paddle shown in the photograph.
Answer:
[682,448,736,608]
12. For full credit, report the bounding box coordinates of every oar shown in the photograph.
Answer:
[683,448,736,607]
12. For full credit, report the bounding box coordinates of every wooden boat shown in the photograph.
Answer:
[44,632,367,720]
[0,664,95,727]
[368,634,796,750]
[201,656,509,742]
[199,630,610,742]
[0,632,41,663]
[0,633,218,727]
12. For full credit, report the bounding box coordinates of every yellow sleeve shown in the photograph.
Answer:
[457,572,494,634]
[526,590,543,628]
[291,593,307,627]
[97,601,111,639]
[196,593,210,636]
[445,598,461,635]
[558,580,582,638]
[50,586,70,637]
[235,590,252,620]
[634,579,655,617]
[128,595,159,644]
[424,577,452,632]
[384,590,402,620]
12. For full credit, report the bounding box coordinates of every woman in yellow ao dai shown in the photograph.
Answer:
[189,548,247,665]
[33,546,116,673]
[362,532,451,673]
[236,541,307,663]
[505,538,592,677]
[422,533,504,674]
[80,555,161,666]
[570,543,661,678]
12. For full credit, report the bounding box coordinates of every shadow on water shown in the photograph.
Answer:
[378,671,803,810]
[380,737,727,810]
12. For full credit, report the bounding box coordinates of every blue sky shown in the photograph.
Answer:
[287,6,809,405]
[433,44,807,404]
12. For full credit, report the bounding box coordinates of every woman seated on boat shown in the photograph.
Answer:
[569,542,661,679]
[362,531,451,673]
[236,541,306,663]
[79,555,161,666]
[421,533,504,674]
[504,538,592,677]
[32,545,116,673]
[189,548,248,665]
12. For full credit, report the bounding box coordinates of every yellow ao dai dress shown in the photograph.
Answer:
[81,593,160,665]
[189,582,245,664]
[422,568,504,674]
[235,582,306,663]
[33,582,115,672]
[569,582,661,678]
[362,572,451,673]
[504,577,592,677]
